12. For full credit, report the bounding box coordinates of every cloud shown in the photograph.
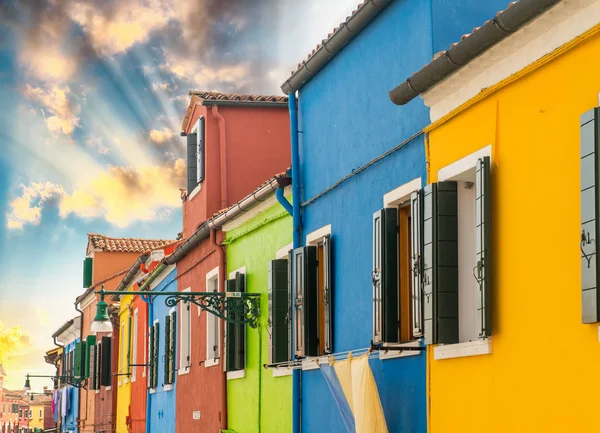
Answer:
[19,43,78,83]
[86,136,110,155]
[6,160,186,229]
[149,127,176,144]
[23,84,81,136]
[0,321,30,365]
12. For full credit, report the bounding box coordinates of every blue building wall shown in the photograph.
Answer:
[296,1,511,432]
[147,268,177,433]
[60,340,79,433]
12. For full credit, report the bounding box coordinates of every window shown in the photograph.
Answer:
[19,410,21,418]
[268,248,291,365]
[148,320,159,389]
[294,227,333,358]
[84,335,96,379]
[132,309,138,382]
[164,309,176,385]
[205,268,220,367]
[28,410,31,418]
[39,409,42,419]
[179,288,192,374]
[226,269,246,375]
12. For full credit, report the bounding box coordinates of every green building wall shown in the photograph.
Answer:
[224,200,292,433]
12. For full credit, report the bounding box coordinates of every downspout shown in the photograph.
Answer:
[210,229,228,432]
[212,106,228,209]
[289,92,302,433]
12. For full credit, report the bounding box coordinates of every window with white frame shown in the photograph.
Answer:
[39,409,42,419]
[179,288,192,374]
[205,268,220,367]
[132,309,138,382]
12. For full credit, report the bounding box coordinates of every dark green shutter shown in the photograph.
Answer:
[187,133,198,194]
[293,246,318,357]
[269,259,289,364]
[197,117,205,183]
[148,325,154,389]
[372,209,399,343]
[74,341,85,378]
[476,156,492,337]
[323,234,333,354]
[85,335,96,379]
[581,108,600,323]
[226,276,245,372]
[164,316,170,384]
[411,190,424,338]
[83,257,93,288]
[100,336,112,386]
[153,323,159,388]
[287,250,293,360]
[423,182,459,345]
[126,316,132,373]
[169,312,176,384]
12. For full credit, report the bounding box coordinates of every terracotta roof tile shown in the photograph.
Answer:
[87,234,175,254]
[189,91,288,104]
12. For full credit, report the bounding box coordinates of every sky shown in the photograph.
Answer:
[0,0,359,391]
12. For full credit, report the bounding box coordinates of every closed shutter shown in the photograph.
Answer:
[83,257,93,288]
[148,326,154,389]
[373,209,399,343]
[74,341,85,377]
[581,107,600,323]
[100,336,112,387]
[126,316,132,373]
[293,246,318,357]
[226,276,245,372]
[85,336,96,379]
[197,117,205,183]
[164,316,170,384]
[93,342,100,390]
[152,323,159,388]
[269,259,289,364]
[323,234,333,354]
[411,190,424,338]
[187,133,198,194]
[423,182,459,345]
[476,156,492,337]
[168,312,176,384]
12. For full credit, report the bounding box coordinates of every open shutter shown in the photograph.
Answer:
[373,209,399,343]
[581,108,600,323]
[74,341,84,378]
[89,344,96,389]
[94,342,100,389]
[287,250,293,360]
[269,259,289,364]
[153,323,159,388]
[423,182,459,345]
[197,116,205,183]
[187,133,198,194]
[226,277,245,372]
[85,335,96,379]
[476,156,492,337]
[411,191,424,338]
[100,336,112,386]
[83,257,93,288]
[164,316,170,384]
[148,326,154,389]
[323,235,333,354]
[169,311,176,384]
[293,246,318,357]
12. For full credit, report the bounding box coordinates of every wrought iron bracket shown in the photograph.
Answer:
[27,375,87,389]
[370,341,426,352]
[139,290,261,328]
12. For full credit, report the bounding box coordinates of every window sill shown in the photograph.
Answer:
[149,389,156,394]
[301,356,329,371]
[178,367,191,376]
[105,386,111,391]
[205,358,219,368]
[378,340,422,360]
[272,368,293,377]
[164,384,173,392]
[434,338,492,360]
[227,370,245,380]
[188,183,202,201]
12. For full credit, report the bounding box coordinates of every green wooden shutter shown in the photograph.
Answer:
[85,335,96,379]
[423,182,459,345]
[476,156,492,337]
[92,343,99,390]
[269,259,289,364]
[411,190,424,338]
[169,311,176,384]
[100,336,112,386]
[197,117,205,183]
[226,276,245,372]
[148,325,154,389]
[373,209,399,343]
[153,323,159,388]
[293,246,318,357]
[164,316,170,384]
[323,235,333,354]
[187,133,198,194]
[74,341,84,378]
[83,257,93,288]
[581,108,600,323]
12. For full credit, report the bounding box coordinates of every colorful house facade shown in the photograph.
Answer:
[222,180,293,433]
[1,389,25,433]
[53,318,81,433]
[29,393,53,432]
[388,0,600,431]
[280,0,512,431]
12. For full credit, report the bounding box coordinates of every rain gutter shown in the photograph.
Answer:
[388,0,561,105]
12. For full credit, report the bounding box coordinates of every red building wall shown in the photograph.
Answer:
[182,103,290,238]
[175,234,225,433]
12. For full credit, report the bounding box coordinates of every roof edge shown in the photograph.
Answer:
[280,0,393,95]
[389,0,561,105]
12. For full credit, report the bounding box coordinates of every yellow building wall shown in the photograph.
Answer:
[28,404,46,430]
[116,293,133,433]
[426,28,600,433]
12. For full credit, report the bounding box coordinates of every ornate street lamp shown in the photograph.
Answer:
[90,285,113,334]
[24,374,86,390]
